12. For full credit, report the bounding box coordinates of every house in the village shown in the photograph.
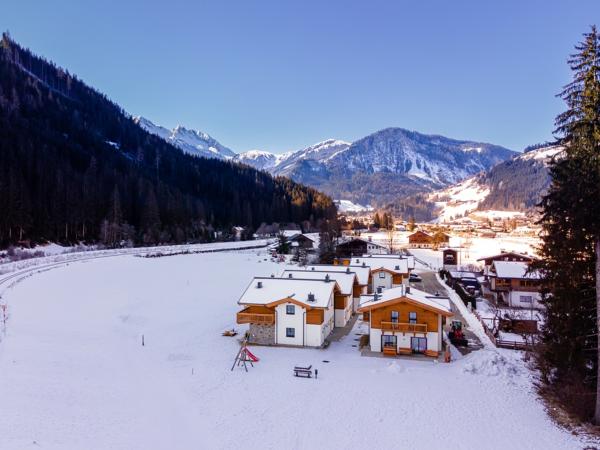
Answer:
[360,253,416,271]
[287,233,315,250]
[281,269,356,327]
[304,264,371,310]
[236,277,338,347]
[335,237,388,257]
[343,255,411,292]
[358,285,453,357]
[407,230,450,249]
[477,251,535,277]
[487,260,543,309]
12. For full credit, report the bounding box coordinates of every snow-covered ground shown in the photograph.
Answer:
[0,247,588,449]
[360,231,539,270]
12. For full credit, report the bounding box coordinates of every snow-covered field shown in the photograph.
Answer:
[0,248,587,449]
[361,231,539,270]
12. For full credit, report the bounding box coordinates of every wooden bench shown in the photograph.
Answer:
[294,365,313,378]
[383,346,397,356]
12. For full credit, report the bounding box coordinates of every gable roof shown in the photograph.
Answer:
[304,264,371,286]
[491,261,541,280]
[349,256,409,274]
[238,277,337,309]
[288,234,315,243]
[357,285,452,316]
[280,270,356,296]
[476,251,534,262]
[360,254,415,269]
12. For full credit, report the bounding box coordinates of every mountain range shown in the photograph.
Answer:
[0,34,335,247]
[424,144,563,221]
[137,117,516,206]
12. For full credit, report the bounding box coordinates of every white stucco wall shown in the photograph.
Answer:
[372,270,392,292]
[334,295,353,327]
[274,303,306,346]
[370,328,382,352]
[371,330,441,353]
[508,291,543,309]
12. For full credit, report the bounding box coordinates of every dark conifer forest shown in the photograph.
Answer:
[0,34,336,248]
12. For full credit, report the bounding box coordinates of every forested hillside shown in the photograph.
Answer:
[0,34,336,248]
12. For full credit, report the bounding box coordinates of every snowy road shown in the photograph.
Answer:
[0,249,590,449]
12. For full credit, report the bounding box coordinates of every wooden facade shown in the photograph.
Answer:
[367,301,441,333]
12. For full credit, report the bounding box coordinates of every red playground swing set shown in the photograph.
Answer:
[231,335,259,372]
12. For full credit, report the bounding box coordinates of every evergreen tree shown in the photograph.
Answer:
[276,231,289,254]
[535,26,600,422]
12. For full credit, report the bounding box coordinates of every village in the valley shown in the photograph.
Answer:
[232,210,543,370]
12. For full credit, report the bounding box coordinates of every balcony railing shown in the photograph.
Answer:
[236,312,275,325]
[380,321,427,333]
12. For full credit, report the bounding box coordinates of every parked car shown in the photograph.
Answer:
[409,274,422,282]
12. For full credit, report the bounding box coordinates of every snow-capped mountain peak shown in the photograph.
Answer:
[134,116,236,160]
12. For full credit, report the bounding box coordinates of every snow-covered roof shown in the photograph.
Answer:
[238,277,337,309]
[491,261,541,280]
[281,270,356,296]
[349,256,409,274]
[476,251,533,262]
[358,286,452,315]
[338,237,387,248]
[281,230,301,238]
[360,253,415,270]
[304,264,370,286]
[288,234,314,242]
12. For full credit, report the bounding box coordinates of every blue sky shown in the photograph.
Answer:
[4,0,599,153]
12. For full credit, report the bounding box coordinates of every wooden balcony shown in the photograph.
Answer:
[380,321,427,333]
[236,312,275,325]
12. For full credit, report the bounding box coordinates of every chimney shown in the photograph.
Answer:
[368,236,372,242]
[311,267,315,271]
[395,265,400,270]
[362,262,366,267]
[308,293,315,302]
[356,258,359,263]
[405,286,411,294]
[377,286,382,294]
[288,273,293,278]
[325,274,331,282]
[257,281,263,288]
[346,267,350,273]
[270,274,275,278]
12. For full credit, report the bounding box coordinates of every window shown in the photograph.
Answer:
[379,271,385,279]
[382,335,396,348]
[519,295,533,303]
[286,327,295,338]
[286,304,295,315]
[391,311,399,323]
[409,312,417,324]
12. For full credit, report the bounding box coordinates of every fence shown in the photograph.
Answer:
[473,309,535,351]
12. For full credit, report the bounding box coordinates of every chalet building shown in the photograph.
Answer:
[354,256,411,292]
[477,251,535,277]
[287,233,315,250]
[360,253,416,271]
[407,230,450,249]
[237,277,337,347]
[281,270,357,327]
[305,264,371,310]
[335,237,388,258]
[358,286,453,357]
[487,261,543,309]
